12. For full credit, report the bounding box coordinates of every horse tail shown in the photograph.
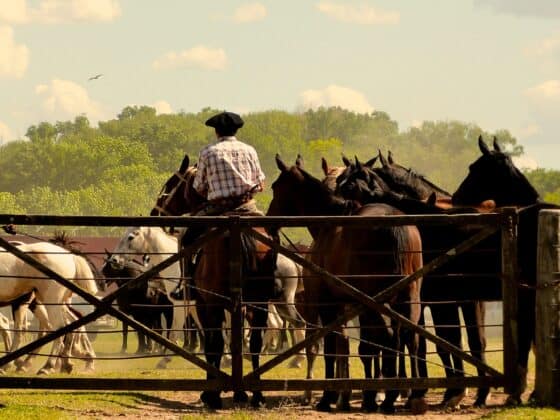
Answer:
[73,255,99,295]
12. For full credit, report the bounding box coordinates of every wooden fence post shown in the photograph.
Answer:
[535,210,560,407]
[500,207,519,396]
[229,216,244,393]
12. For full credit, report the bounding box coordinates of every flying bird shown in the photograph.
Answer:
[88,74,103,81]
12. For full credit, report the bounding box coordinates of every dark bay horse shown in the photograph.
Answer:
[267,155,426,414]
[101,255,173,354]
[152,154,276,409]
[452,135,560,405]
[335,153,494,407]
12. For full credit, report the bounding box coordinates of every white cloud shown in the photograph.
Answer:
[525,80,560,100]
[473,0,560,19]
[0,120,12,142]
[0,25,29,79]
[232,2,267,23]
[152,46,227,71]
[152,100,173,115]
[525,34,560,57]
[35,79,105,120]
[299,84,374,114]
[516,123,541,139]
[0,0,121,24]
[513,155,539,170]
[316,1,400,25]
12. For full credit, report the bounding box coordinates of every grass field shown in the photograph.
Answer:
[0,319,554,419]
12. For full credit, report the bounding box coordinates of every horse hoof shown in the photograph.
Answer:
[250,392,265,408]
[380,401,396,414]
[37,368,52,375]
[200,391,222,409]
[336,399,351,412]
[505,395,522,407]
[443,392,465,410]
[410,397,428,415]
[155,360,168,370]
[375,391,385,405]
[288,357,303,369]
[302,390,313,406]
[315,399,332,412]
[361,391,378,413]
[233,391,248,404]
[61,364,73,374]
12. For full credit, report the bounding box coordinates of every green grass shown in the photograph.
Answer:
[481,407,560,420]
[0,320,545,418]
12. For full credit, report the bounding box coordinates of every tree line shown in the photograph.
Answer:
[0,106,558,229]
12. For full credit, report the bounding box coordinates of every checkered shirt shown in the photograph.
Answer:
[192,136,266,201]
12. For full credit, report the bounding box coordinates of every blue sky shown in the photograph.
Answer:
[0,0,559,169]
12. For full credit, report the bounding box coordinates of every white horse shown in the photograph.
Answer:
[108,226,202,369]
[0,241,98,374]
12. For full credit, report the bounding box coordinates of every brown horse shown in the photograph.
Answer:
[267,155,426,414]
[152,154,276,409]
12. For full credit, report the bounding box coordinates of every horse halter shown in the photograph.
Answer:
[152,167,197,216]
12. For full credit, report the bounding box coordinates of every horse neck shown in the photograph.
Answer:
[377,166,451,200]
[144,228,178,261]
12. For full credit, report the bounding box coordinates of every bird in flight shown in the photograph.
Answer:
[88,74,103,81]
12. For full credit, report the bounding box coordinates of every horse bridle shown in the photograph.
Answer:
[152,167,197,216]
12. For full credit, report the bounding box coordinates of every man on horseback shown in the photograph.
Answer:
[172,111,265,298]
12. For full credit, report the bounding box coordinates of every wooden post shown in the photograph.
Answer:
[500,207,519,395]
[229,216,244,393]
[535,210,560,407]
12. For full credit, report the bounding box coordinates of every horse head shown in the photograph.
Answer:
[335,156,389,203]
[151,154,204,216]
[452,135,540,206]
[267,155,350,218]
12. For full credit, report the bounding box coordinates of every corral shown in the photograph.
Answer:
[0,207,557,418]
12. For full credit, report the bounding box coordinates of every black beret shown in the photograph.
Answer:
[205,111,244,132]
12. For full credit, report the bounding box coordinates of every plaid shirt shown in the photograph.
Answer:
[193,136,265,201]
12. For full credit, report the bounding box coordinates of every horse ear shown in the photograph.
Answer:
[179,154,190,172]
[427,192,437,206]
[388,150,394,165]
[379,150,389,167]
[295,154,304,168]
[493,137,502,153]
[275,154,288,172]
[365,156,378,167]
[355,156,363,170]
[321,157,329,175]
[341,154,351,167]
[478,135,490,156]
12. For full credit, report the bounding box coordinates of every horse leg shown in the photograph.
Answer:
[156,299,182,369]
[315,306,338,412]
[121,321,128,353]
[379,319,399,414]
[431,304,465,408]
[13,302,52,373]
[247,305,268,408]
[38,303,70,375]
[462,301,489,407]
[359,311,382,412]
[507,289,534,406]
[199,302,225,409]
[276,300,306,368]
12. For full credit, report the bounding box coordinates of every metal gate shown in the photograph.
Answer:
[0,210,519,395]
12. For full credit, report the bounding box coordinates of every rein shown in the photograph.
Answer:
[153,167,197,216]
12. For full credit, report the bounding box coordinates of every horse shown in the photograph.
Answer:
[335,153,493,407]
[150,154,279,409]
[101,254,174,354]
[267,155,426,414]
[452,135,560,405]
[107,227,202,368]
[0,241,98,374]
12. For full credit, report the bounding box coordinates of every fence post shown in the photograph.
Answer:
[535,210,560,407]
[500,207,519,395]
[229,216,244,394]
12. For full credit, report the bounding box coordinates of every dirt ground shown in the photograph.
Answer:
[85,387,524,419]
